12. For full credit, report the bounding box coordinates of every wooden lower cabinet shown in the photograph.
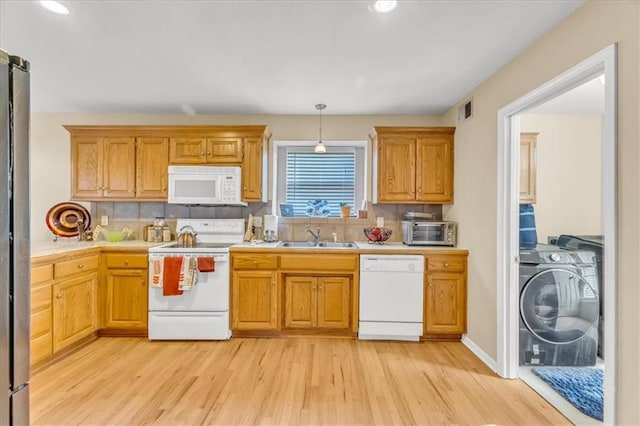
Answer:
[424,254,467,338]
[102,253,148,332]
[232,270,278,330]
[284,275,351,329]
[30,263,54,366]
[104,269,148,329]
[52,272,98,352]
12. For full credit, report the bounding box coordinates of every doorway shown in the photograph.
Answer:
[496,44,617,424]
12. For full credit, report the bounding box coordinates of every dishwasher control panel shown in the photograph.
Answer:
[359,255,424,273]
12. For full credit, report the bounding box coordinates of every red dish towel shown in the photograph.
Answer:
[197,256,215,272]
[163,257,184,296]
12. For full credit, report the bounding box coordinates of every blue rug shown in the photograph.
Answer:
[532,367,603,421]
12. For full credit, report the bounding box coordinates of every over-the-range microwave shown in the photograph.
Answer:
[168,165,247,206]
[401,220,457,247]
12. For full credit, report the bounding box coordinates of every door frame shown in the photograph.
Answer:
[496,44,617,424]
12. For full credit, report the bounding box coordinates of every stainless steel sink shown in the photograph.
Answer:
[316,241,358,248]
[276,241,357,249]
[277,241,316,248]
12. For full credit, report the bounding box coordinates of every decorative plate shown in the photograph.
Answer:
[306,199,331,217]
[45,202,91,237]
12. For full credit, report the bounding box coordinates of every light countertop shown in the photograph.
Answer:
[31,239,468,258]
[31,240,164,258]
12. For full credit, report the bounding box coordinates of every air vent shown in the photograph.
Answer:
[457,97,473,123]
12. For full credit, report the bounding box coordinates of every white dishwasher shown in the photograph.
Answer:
[358,254,424,341]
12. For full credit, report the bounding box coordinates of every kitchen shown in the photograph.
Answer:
[2,1,640,425]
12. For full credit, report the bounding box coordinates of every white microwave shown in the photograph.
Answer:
[167,166,246,206]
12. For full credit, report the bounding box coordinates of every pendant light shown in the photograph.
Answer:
[315,103,327,153]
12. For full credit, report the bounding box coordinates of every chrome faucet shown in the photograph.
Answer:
[305,228,321,244]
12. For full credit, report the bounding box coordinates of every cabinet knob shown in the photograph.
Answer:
[124,259,129,265]
[78,263,84,269]
[271,280,275,286]
[56,293,62,299]
[201,152,206,156]
[207,151,211,156]
[444,263,449,267]
[244,187,248,190]
[141,280,145,286]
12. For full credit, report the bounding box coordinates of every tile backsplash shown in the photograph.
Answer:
[91,202,442,242]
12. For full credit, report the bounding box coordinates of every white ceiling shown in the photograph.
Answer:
[1,0,586,115]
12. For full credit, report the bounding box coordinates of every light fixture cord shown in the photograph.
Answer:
[319,107,323,142]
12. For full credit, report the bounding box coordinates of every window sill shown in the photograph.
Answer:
[279,217,373,225]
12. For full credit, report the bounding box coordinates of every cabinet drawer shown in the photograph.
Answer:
[279,255,357,272]
[232,254,278,270]
[104,253,148,269]
[55,255,99,279]
[31,263,53,286]
[426,255,465,272]
[31,285,51,315]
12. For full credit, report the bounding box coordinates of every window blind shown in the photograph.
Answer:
[285,151,355,216]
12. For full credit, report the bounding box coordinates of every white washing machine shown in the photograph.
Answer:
[519,244,599,366]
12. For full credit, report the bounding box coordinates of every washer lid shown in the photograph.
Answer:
[520,268,599,344]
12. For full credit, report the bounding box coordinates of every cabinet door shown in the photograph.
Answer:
[378,138,416,202]
[424,272,466,335]
[205,137,243,163]
[316,276,351,329]
[416,136,453,203]
[52,272,98,352]
[104,268,148,329]
[519,132,538,204]
[284,276,316,328]
[232,271,278,330]
[103,137,136,199]
[241,137,263,201]
[169,138,206,164]
[71,136,103,199]
[136,137,169,199]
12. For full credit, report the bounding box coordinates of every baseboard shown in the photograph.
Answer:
[461,334,498,373]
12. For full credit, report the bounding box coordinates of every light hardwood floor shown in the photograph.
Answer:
[30,337,569,425]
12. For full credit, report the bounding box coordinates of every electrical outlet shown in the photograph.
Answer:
[253,216,263,227]
[101,215,109,226]
[376,217,384,228]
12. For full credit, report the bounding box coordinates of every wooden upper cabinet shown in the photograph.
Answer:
[70,135,135,200]
[169,137,207,164]
[206,137,243,163]
[373,127,455,204]
[103,137,136,199]
[136,137,169,199]
[66,125,269,201]
[242,137,264,201]
[378,138,416,202]
[519,132,538,204]
[71,136,103,199]
[169,137,243,164]
[416,136,453,202]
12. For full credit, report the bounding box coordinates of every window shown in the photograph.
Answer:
[273,141,367,217]
[286,151,355,216]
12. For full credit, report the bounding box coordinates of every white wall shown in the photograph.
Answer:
[520,114,602,242]
[442,1,639,422]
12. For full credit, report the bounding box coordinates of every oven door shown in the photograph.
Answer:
[148,253,229,311]
[411,222,448,245]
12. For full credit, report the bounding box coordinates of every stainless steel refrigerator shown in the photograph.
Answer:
[0,49,30,425]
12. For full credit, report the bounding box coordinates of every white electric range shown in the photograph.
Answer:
[147,218,245,340]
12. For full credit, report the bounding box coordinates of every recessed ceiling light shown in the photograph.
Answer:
[371,0,397,14]
[39,1,69,15]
